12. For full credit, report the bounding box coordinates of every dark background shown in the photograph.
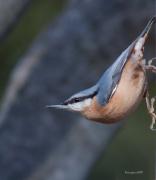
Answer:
[0,0,155,180]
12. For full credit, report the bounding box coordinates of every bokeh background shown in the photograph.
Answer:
[0,0,155,180]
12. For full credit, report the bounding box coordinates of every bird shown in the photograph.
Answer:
[47,16,156,130]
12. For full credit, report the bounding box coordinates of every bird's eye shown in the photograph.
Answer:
[74,98,80,103]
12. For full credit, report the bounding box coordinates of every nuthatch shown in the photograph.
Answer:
[48,16,156,130]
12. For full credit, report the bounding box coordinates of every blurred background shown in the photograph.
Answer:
[0,0,155,180]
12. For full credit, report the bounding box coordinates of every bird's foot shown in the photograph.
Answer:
[145,93,156,131]
[145,57,156,73]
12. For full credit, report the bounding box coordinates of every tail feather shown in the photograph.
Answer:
[139,16,156,39]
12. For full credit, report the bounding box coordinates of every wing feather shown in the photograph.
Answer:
[97,43,135,105]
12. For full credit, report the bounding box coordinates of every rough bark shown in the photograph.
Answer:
[0,0,32,41]
[0,0,155,180]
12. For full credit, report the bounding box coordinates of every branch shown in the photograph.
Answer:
[0,0,154,179]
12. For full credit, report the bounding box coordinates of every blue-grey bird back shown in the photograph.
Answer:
[97,42,135,105]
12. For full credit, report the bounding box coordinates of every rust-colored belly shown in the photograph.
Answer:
[82,59,146,123]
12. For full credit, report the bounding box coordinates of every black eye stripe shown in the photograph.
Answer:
[63,90,98,105]
[70,98,80,104]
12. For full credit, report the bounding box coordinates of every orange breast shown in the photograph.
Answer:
[82,59,146,123]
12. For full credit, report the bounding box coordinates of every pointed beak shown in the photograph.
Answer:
[46,104,69,109]
[139,16,156,40]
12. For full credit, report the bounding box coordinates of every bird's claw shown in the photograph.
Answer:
[145,57,156,73]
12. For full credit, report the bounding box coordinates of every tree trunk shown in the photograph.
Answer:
[0,0,155,179]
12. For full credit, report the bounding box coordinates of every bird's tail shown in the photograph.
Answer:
[139,16,156,40]
[132,16,156,53]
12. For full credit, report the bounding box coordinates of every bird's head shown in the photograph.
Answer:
[47,85,98,112]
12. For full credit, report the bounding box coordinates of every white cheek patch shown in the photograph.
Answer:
[68,98,92,111]
[84,98,92,107]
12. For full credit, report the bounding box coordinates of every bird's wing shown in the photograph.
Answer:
[96,16,156,106]
[97,43,134,106]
